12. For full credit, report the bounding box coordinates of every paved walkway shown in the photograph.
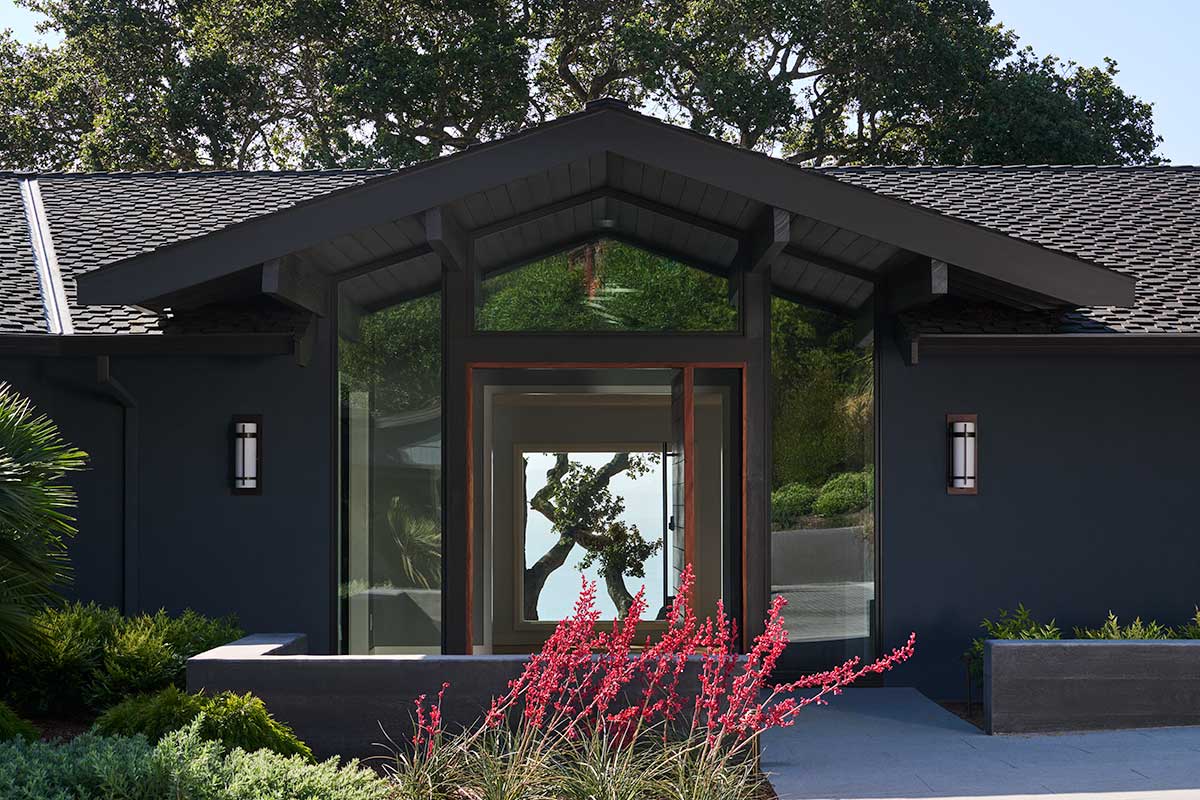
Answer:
[762,688,1200,799]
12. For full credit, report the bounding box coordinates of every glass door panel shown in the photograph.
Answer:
[473,366,740,653]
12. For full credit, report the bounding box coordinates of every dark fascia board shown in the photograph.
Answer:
[0,333,295,357]
[912,333,1200,359]
[75,105,1135,309]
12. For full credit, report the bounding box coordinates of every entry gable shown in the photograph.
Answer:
[74,100,1135,314]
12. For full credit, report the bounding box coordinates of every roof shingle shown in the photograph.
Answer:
[2,164,1199,337]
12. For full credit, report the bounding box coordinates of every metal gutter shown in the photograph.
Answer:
[18,178,73,335]
[96,356,139,615]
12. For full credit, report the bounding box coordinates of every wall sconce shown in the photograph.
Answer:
[232,415,261,495]
[947,413,977,495]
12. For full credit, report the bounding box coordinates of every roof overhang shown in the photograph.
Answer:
[75,102,1136,314]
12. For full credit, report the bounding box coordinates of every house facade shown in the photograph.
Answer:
[3,100,1198,699]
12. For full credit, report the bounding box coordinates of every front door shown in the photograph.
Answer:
[470,365,741,653]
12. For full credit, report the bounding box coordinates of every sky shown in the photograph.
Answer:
[0,0,1196,164]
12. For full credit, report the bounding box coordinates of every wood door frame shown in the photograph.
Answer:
[464,361,746,654]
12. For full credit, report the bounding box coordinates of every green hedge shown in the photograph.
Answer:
[94,687,313,761]
[0,701,37,743]
[770,483,818,529]
[0,723,389,800]
[1,603,242,716]
[813,470,872,517]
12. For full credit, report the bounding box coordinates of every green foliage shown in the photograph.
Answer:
[926,51,1161,166]
[0,0,1160,170]
[0,700,37,743]
[1074,612,1174,640]
[386,503,442,590]
[771,300,871,489]
[476,241,736,333]
[95,687,313,761]
[0,723,388,800]
[2,603,242,716]
[93,686,205,744]
[1,602,121,715]
[0,382,88,654]
[813,470,873,517]
[965,605,1061,680]
[200,691,313,761]
[1177,608,1200,640]
[771,483,818,530]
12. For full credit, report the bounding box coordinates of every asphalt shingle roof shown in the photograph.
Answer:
[1,163,1199,337]
[2,170,389,335]
[819,165,1200,334]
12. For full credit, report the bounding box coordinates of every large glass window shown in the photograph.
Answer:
[475,368,739,653]
[770,300,875,671]
[475,240,738,332]
[338,290,442,654]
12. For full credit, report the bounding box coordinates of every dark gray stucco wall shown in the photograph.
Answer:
[878,333,1200,700]
[0,321,334,651]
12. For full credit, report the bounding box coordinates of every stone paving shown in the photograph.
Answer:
[762,688,1200,800]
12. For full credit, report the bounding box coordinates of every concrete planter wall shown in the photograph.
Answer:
[188,634,717,760]
[985,640,1200,734]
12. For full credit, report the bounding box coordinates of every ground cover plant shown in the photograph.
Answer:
[0,721,388,800]
[94,686,313,760]
[0,603,243,717]
[386,565,916,800]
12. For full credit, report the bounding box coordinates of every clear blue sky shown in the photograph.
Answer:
[1,0,1196,164]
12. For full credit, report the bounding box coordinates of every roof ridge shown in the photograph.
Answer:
[0,168,399,179]
[814,163,1199,172]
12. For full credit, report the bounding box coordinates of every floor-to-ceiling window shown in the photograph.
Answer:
[770,298,875,671]
[337,290,443,654]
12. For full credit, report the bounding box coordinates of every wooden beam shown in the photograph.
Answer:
[261,257,330,316]
[468,187,744,243]
[745,207,790,273]
[886,258,949,313]
[605,188,743,241]
[771,285,854,317]
[336,291,369,342]
[469,188,607,240]
[853,296,875,348]
[782,244,880,285]
[333,242,435,283]
[424,207,468,271]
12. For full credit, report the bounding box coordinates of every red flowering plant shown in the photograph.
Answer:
[390,565,915,798]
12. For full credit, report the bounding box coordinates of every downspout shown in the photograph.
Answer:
[96,356,139,615]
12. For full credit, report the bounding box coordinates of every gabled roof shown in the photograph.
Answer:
[0,170,384,335]
[822,165,1200,334]
[69,102,1133,315]
[4,106,1199,340]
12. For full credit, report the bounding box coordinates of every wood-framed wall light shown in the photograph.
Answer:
[232,414,262,495]
[947,413,977,495]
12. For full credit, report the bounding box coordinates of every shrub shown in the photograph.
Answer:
[0,701,38,743]
[89,625,186,709]
[2,603,242,716]
[770,483,818,529]
[813,469,872,517]
[385,565,916,800]
[94,687,313,761]
[0,723,388,800]
[1,602,121,715]
[1074,612,1174,640]
[1178,608,1200,639]
[93,686,205,743]
[965,604,1060,681]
